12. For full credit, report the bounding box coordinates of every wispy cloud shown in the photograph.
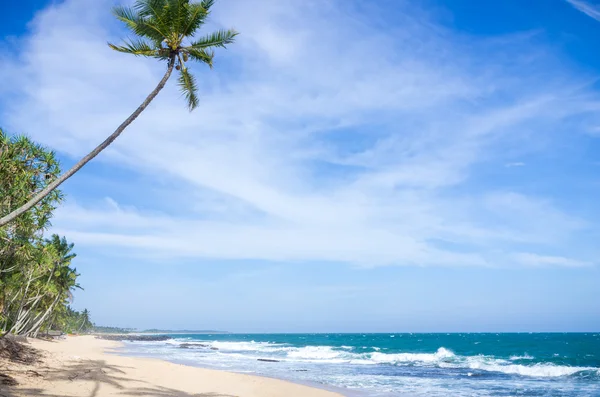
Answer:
[1,0,599,268]
[566,0,600,21]
[514,252,592,267]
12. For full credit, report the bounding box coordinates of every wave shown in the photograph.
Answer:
[466,360,596,378]
[509,354,534,360]
[369,347,456,364]
[287,346,344,360]
[163,340,598,379]
[210,341,288,352]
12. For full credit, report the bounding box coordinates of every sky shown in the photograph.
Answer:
[1,0,600,332]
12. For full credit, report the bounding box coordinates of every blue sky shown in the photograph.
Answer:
[1,0,600,332]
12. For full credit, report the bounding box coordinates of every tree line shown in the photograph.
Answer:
[0,131,93,336]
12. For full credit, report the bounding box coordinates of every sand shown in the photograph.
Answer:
[0,335,344,397]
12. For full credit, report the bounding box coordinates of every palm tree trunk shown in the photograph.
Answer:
[25,294,61,337]
[0,56,176,227]
[78,315,86,333]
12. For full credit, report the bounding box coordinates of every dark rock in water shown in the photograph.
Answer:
[210,347,219,350]
[294,369,308,372]
[257,358,280,362]
[96,334,172,342]
[179,343,210,349]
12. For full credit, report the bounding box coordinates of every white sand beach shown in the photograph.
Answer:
[1,335,344,397]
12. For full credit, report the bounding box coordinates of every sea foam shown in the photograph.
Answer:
[166,339,599,379]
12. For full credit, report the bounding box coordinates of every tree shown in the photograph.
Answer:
[78,309,93,333]
[0,129,62,234]
[0,0,237,227]
[46,234,77,269]
[1,130,88,337]
[1,130,63,334]
[4,235,82,336]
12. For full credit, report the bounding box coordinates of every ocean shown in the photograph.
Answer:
[118,333,600,396]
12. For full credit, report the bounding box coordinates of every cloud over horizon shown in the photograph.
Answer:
[1,0,599,269]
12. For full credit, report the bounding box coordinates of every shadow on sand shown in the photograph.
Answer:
[0,359,237,397]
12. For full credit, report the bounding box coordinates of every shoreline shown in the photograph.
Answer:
[2,335,345,397]
[107,341,357,397]
[109,351,355,397]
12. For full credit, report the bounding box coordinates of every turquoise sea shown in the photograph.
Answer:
[120,333,600,396]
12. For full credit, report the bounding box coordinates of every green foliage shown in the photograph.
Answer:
[91,325,136,334]
[53,306,93,334]
[0,129,90,337]
[0,129,62,238]
[178,67,199,110]
[108,0,238,110]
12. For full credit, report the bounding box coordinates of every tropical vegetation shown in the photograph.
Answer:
[0,129,91,337]
[0,0,237,227]
[91,325,136,334]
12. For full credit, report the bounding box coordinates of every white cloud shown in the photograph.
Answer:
[566,0,600,21]
[514,253,592,268]
[1,0,598,268]
[505,162,525,167]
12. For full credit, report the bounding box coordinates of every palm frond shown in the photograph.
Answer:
[200,0,215,11]
[112,5,139,27]
[189,29,238,49]
[178,67,199,111]
[166,0,187,37]
[181,3,209,37]
[133,0,171,38]
[112,5,166,42]
[187,48,214,68]
[108,39,159,57]
[133,0,167,18]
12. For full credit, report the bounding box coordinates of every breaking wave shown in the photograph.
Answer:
[163,340,599,379]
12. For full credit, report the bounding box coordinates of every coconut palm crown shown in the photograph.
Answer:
[108,0,238,110]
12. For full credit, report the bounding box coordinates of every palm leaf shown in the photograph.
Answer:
[187,48,214,67]
[133,0,167,18]
[133,0,171,38]
[178,68,199,110]
[200,0,215,13]
[166,0,186,37]
[181,3,209,37]
[189,29,238,49]
[108,39,158,57]
[112,5,166,42]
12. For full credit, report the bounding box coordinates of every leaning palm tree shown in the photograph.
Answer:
[78,309,92,333]
[0,0,237,227]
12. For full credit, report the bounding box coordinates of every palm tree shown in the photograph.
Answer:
[78,309,92,333]
[0,0,237,227]
[46,234,77,266]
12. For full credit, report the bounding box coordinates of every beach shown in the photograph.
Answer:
[115,333,600,396]
[1,335,343,397]
[1,333,599,397]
